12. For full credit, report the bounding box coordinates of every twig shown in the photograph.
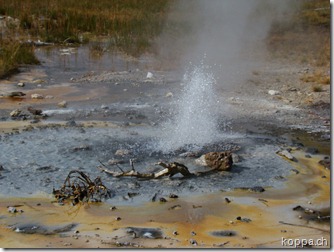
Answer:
[115,164,125,173]
[279,221,330,233]
[130,159,135,171]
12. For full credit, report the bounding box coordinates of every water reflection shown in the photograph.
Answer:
[34,43,155,76]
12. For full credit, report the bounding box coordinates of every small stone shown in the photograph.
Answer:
[7,207,17,213]
[110,206,117,211]
[123,89,127,92]
[189,239,198,246]
[173,231,179,235]
[146,72,153,79]
[107,159,123,165]
[191,231,196,236]
[276,149,295,161]
[31,94,44,99]
[165,92,173,98]
[229,221,234,224]
[45,95,54,99]
[268,90,280,95]
[169,194,178,198]
[101,104,109,109]
[115,149,131,156]
[203,152,233,171]
[58,101,67,108]
[225,197,231,203]
[298,215,303,219]
[74,230,80,234]
[10,109,21,117]
[115,217,121,221]
[231,153,241,163]
[159,197,167,203]
[17,82,25,87]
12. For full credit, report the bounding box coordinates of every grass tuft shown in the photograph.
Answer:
[0,38,39,78]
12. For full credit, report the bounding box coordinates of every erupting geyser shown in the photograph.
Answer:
[159,61,220,153]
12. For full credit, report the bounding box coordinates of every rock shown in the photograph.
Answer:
[195,155,207,166]
[189,239,198,246]
[66,119,77,127]
[276,149,296,161]
[107,159,124,165]
[165,92,173,98]
[17,82,25,87]
[115,149,131,156]
[101,104,109,109]
[179,151,200,158]
[45,95,54,99]
[72,145,91,152]
[125,227,163,239]
[10,109,21,117]
[7,207,17,213]
[159,197,167,203]
[268,90,280,95]
[305,147,319,155]
[236,216,252,223]
[319,159,330,169]
[27,107,43,115]
[210,230,236,237]
[1,91,26,98]
[203,152,233,171]
[231,153,241,163]
[57,101,67,108]
[31,94,44,99]
[236,186,265,193]
[146,72,153,79]
[169,193,178,198]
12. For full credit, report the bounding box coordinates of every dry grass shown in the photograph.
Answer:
[0,0,172,78]
[0,0,172,49]
[300,69,330,85]
[0,38,39,78]
[267,0,330,68]
[312,86,323,92]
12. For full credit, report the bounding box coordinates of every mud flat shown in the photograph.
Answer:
[0,43,330,248]
[0,149,330,248]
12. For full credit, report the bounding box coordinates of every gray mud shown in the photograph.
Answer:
[0,45,330,206]
[0,123,299,205]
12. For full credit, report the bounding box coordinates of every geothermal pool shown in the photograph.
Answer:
[0,45,330,248]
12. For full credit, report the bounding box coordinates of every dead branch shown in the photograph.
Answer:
[53,170,111,205]
[279,221,330,233]
[98,160,229,180]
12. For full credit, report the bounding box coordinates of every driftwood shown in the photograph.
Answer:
[98,158,229,179]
